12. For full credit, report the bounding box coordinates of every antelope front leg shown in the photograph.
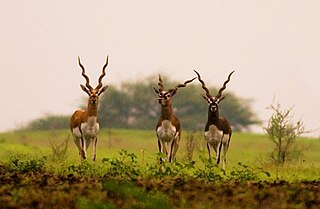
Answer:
[81,136,88,160]
[171,132,180,162]
[92,137,98,162]
[221,144,227,170]
[158,138,166,163]
[221,135,230,170]
[168,140,175,162]
[207,142,213,160]
[216,136,224,164]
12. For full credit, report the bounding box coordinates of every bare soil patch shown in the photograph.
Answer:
[0,166,318,209]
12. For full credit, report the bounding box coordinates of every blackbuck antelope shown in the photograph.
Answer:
[153,75,196,162]
[194,70,234,170]
[70,56,109,161]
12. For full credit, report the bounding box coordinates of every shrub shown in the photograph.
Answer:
[102,150,141,180]
[193,155,225,181]
[7,153,45,173]
[264,102,307,164]
[229,162,270,182]
[146,158,195,179]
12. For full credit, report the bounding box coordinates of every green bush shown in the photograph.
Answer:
[229,162,270,182]
[146,158,195,179]
[7,153,45,173]
[193,155,225,181]
[102,150,141,180]
[68,161,102,177]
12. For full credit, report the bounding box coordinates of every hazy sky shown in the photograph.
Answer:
[1,1,320,136]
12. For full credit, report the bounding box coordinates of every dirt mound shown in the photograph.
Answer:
[0,168,319,209]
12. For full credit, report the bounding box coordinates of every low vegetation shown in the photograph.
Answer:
[0,129,319,208]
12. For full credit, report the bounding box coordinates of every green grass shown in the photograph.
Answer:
[0,129,319,182]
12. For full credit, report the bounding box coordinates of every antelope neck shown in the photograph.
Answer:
[87,103,98,117]
[207,108,220,126]
[161,104,173,120]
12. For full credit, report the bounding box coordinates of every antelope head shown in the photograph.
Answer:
[153,75,196,106]
[78,56,109,106]
[194,70,234,113]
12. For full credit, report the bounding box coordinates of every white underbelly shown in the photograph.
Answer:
[157,120,177,142]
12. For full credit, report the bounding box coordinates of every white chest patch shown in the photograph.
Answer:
[80,116,100,139]
[205,125,228,144]
[157,120,177,142]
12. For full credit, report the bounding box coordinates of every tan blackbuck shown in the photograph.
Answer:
[194,70,234,169]
[70,56,109,161]
[153,75,196,162]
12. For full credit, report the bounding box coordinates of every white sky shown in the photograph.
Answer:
[1,0,320,136]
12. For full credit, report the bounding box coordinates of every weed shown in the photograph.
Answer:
[184,131,200,161]
[229,162,271,182]
[102,150,141,180]
[193,156,225,181]
[68,161,102,177]
[49,136,69,161]
[146,160,196,179]
[7,153,45,173]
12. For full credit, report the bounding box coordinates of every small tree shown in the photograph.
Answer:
[264,102,306,164]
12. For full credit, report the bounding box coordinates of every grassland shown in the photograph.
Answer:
[0,129,319,181]
[0,129,319,208]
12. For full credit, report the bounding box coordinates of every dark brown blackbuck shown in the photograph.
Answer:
[153,75,196,162]
[194,70,234,169]
[70,56,109,161]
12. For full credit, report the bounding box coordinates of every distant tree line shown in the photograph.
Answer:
[24,74,260,131]
[24,115,70,131]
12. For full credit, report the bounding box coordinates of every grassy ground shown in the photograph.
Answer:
[0,129,319,181]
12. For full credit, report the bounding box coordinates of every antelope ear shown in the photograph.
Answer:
[169,89,177,96]
[80,84,91,96]
[153,86,160,94]
[98,85,109,95]
[201,94,208,101]
[219,95,226,102]
[201,94,211,103]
